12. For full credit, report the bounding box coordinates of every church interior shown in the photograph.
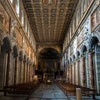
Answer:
[0,0,100,100]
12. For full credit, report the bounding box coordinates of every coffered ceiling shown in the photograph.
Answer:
[22,0,78,45]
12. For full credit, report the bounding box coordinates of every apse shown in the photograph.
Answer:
[39,48,59,59]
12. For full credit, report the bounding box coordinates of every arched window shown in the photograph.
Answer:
[21,10,24,26]
[16,0,20,17]
[10,0,13,3]
[25,18,28,33]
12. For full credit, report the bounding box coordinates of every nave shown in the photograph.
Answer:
[0,0,100,100]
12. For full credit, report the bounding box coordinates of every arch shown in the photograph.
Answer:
[39,48,59,59]
[38,46,61,54]
[89,36,99,50]
[19,51,23,61]
[73,55,75,60]
[1,37,11,53]
[70,57,72,62]
[81,45,87,54]
[76,51,80,58]
[13,45,18,58]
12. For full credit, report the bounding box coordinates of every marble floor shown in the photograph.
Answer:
[28,84,68,100]
[0,84,100,100]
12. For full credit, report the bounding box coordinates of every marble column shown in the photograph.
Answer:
[89,52,94,89]
[81,56,84,87]
[75,60,78,85]
[21,61,23,83]
[5,52,11,87]
[71,65,73,83]
[30,66,33,81]
[23,61,26,83]
[70,65,71,83]
[78,59,80,85]
[72,63,74,84]
[26,62,28,82]
[14,57,17,85]
[29,63,31,82]
[19,59,22,83]
[74,62,76,84]
[81,56,86,87]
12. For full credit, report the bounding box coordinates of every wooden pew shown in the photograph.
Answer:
[57,81,95,99]
[3,81,40,95]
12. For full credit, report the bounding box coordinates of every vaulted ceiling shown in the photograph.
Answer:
[22,0,78,45]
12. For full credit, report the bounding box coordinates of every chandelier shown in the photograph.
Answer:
[42,0,57,5]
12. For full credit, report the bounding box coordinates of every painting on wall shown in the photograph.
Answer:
[0,4,10,33]
[77,30,84,46]
[15,28,23,47]
[91,7,100,31]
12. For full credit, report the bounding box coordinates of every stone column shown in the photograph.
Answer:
[30,66,33,81]
[26,62,28,82]
[74,62,76,84]
[23,61,26,83]
[81,56,85,87]
[14,57,17,86]
[75,60,78,85]
[72,63,74,84]
[5,52,11,87]
[27,62,30,82]
[28,63,30,82]
[21,61,23,83]
[78,59,80,85]
[89,52,94,89]
[19,58,23,83]
[70,65,73,83]
[69,65,71,83]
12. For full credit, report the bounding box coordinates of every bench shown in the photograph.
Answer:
[57,82,95,99]
[3,82,40,95]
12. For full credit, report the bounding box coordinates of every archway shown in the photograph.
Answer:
[77,51,80,58]
[39,48,59,59]
[0,37,11,89]
[89,36,99,50]
[89,36,99,90]
[1,37,11,53]
[19,51,23,83]
[82,45,87,54]
[13,45,18,85]
[76,51,81,85]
